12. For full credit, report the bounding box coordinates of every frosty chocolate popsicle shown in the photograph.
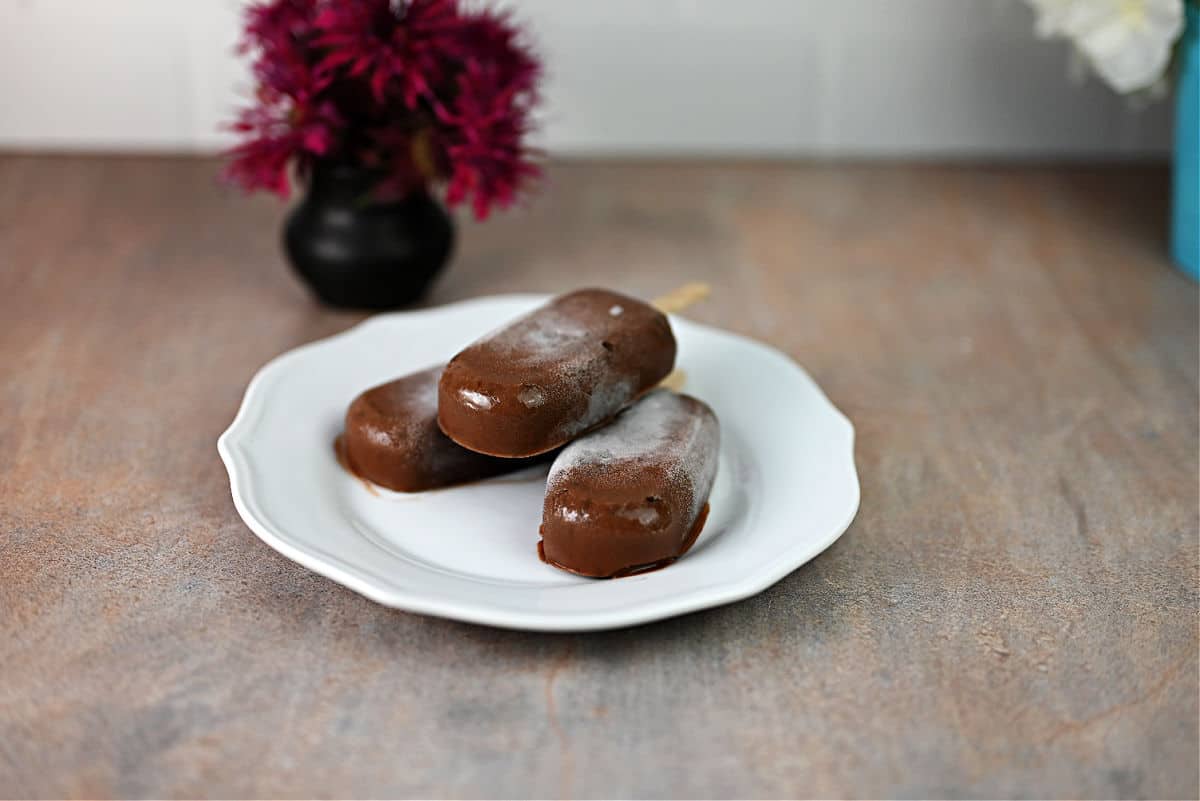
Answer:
[538,389,719,578]
[340,366,538,492]
[438,289,677,458]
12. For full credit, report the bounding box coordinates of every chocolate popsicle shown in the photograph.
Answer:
[538,389,719,578]
[340,366,539,492]
[438,289,677,458]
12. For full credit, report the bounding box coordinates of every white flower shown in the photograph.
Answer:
[1026,0,1186,93]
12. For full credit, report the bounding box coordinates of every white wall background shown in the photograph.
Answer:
[0,0,1172,157]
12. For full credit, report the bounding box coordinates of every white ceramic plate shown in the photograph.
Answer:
[218,294,859,631]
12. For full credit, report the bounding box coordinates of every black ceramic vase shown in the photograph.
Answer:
[284,162,454,309]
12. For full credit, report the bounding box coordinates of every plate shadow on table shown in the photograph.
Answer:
[242,526,860,658]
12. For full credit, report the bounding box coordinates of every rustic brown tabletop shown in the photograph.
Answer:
[2,156,1197,799]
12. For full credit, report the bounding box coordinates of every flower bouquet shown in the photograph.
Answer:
[225,0,542,308]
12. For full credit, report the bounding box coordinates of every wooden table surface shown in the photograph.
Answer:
[2,156,1197,799]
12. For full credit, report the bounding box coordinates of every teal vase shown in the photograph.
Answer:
[1173,4,1200,280]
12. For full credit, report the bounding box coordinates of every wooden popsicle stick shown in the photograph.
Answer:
[651,282,711,315]
[650,282,710,392]
[658,369,688,392]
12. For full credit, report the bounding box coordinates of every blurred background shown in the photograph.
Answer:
[0,0,1174,158]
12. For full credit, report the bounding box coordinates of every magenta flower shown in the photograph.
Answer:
[225,95,343,198]
[311,0,467,106]
[225,0,541,219]
[439,65,540,219]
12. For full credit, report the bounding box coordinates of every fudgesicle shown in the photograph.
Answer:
[341,367,537,492]
[538,390,720,578]
[437,289,677,458]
